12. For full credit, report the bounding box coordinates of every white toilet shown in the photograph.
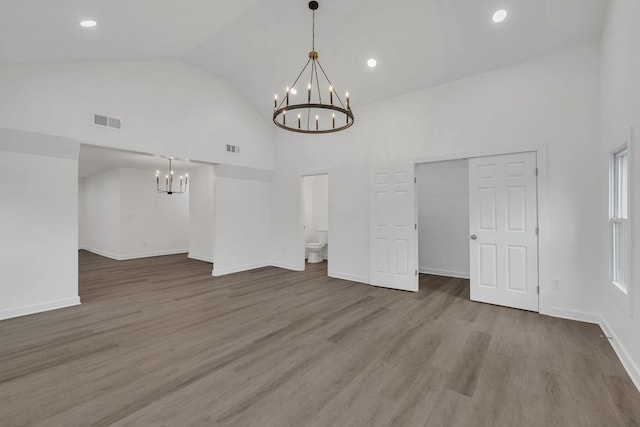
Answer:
[306,229,328,263]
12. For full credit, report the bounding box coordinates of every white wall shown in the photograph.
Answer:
[120,168,189,259]
[303,178,314,245]
[417,160,470,279]
[213,165,272,276]
[600,0,640,390]
[303,175,329,244]
[271,44,603,317]
[188,165,215,263]
[80,167,189,260]
[78,177,86,249]
[0,59,275,319]
[0,60,274,171]
[0,128,80,320]
[81,169,121,258]
[312,175,329,235]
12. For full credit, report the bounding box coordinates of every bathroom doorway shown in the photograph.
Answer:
[301,174,329,271]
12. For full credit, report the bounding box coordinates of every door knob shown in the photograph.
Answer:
[470,234,478,240]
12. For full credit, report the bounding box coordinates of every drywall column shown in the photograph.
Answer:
[213,165,272,276]
[188,165,215,263]
[0,128,80,320]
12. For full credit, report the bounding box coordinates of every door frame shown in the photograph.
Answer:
[300,170,330,272]
[413,144,549,315]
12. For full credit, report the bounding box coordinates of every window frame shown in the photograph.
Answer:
[608,140,632,315]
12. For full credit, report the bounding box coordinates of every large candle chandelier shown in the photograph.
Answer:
[273,1,354,134]
[156,159,188,195]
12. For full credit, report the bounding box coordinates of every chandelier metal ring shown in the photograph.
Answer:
[273,104,354,134]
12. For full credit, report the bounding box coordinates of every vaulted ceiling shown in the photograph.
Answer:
[0,0,609,113]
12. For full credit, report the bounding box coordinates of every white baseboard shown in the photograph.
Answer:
[212,262,270,277]
[82,247,121,260]
[188,252,214,263]
[329,270,369,285]
[271,262,304,272]
[0,297,81,321]
[419,267,470,279]
[118,249,188,260]
[541,307,601,324]
[599,317,640,393]
[83,247,188,261]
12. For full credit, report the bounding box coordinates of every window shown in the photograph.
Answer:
[610,145,629,294]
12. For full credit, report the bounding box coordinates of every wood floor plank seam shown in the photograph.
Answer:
[0,251,639,427]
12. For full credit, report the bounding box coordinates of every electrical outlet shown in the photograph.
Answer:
[552,280,561,290]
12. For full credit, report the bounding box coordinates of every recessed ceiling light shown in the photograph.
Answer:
[290,88,297,95]
[492,9,507,23]
[367,58,377,68]
[80,20,97,28]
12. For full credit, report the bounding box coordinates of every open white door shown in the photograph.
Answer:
[370,166,418,292]
[469,152,539,311]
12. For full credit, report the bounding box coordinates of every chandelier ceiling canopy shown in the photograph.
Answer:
[273,1,354,134]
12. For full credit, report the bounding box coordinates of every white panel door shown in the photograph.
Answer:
[370,166,418,292]
[469,152,538,311]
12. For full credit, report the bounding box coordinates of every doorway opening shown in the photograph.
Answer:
[301,174,329,271]
[415,151,540,312]
[416,159,470,280]
[77,144,215,275]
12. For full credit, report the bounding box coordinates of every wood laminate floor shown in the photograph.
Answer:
[1,251,639,426]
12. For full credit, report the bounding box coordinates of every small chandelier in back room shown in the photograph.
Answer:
[273,1,354,134]
[156,159,188,195]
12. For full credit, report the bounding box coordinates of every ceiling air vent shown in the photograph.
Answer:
[226,144,240,154]
[94,114,122,130]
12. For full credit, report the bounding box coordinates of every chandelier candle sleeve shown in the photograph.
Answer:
[330,86,333,105]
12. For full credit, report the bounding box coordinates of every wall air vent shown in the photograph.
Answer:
[226,144,241,154]
[94,114,122,130]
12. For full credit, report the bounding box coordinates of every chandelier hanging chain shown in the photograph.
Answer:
[312,7,315,51]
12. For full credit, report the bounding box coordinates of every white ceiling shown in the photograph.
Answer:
[78,145,208,178]
[0,0,609,112]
